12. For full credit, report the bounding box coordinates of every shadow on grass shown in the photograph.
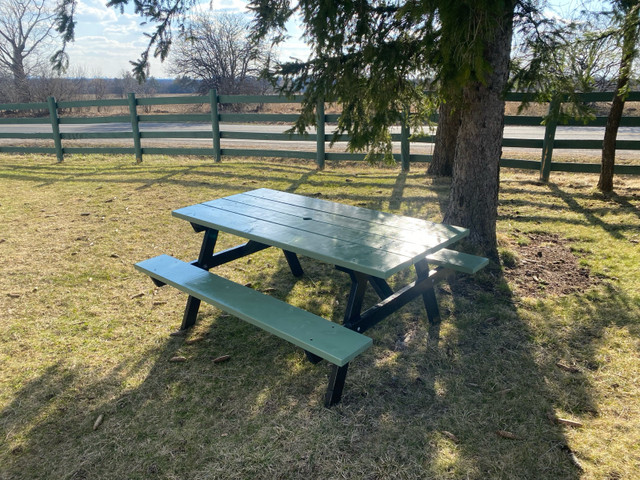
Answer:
[3,264,584,478]
[607,191,640,222]
[0,160,443,209]
[1,160,621,479]
[545,183,627,241]
[529,281,640,416]
[498,180,640,241]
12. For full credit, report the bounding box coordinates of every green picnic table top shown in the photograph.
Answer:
[172,188,468,278]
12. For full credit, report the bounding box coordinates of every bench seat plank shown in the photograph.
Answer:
[425,248,489,274]
[135,255,372,366]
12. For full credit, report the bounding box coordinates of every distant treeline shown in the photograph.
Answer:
[0,74,239,105]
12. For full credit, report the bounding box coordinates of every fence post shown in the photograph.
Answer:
[540,96,561,182]
[316,98,325,170]
[47,96,63,163]
[210,89,221,162]
[401,108,410,172]
[127,93,143,163]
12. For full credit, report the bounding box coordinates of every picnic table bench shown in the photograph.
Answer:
[135,188,488,406]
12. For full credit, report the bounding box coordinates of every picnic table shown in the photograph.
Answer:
[136,188,488,406]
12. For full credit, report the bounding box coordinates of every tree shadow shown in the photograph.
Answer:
[545,183,626,241]
[388,171,408,211]
[0,238,584,478]
[246,235,585,477]
[498,180,639,241]
[607,190,640,222]
[284,169,318,193]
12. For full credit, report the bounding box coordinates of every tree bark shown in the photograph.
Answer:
[10,48,29,102]
[443,9,514,259]
[598,12,638,193]
[598,83,627,192]
[428,100,460,177]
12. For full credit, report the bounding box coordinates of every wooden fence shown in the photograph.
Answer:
[1,91,640,179]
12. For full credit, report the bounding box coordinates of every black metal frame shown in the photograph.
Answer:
[177,225,453,408]
[321,261,452,406]
[180,225,304,330]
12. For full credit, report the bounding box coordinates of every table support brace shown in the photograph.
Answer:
[342,266,452,334]
[193,240,270,270]
[181,229,307,330]
[369,276,394,299]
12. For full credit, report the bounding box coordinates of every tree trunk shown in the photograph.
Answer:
[443,9,514,259]
[598,12,638,193]
[428,100,460,176]
[598,83,627,192]
[11,68,29,102]
[10,46,29,102]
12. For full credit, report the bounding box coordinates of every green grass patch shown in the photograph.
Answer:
[0,154,638,479]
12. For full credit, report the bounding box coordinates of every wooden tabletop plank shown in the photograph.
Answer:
[173,189,470,278]
[173,204,416,277]
[211,192,465,248]
[200,198,441,259]
[245,188,465,235]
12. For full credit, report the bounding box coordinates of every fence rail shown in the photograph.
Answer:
[1,91,640,178]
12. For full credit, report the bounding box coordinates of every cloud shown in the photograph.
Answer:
[203,0,250,13]
[65,0,309,77]
[66,0,166,76]
[75,0,118,22]
[65,32,169,77]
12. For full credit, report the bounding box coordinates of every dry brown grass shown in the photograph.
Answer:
[0,154,639,479]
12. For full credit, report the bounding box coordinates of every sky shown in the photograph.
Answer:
[64,0,310,78]
[63,0,598,79]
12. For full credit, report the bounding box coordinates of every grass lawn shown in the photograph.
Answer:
[0,154,638,480]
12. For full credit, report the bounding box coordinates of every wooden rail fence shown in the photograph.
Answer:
[1,91,640,179]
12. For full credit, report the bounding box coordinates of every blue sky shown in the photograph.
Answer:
[64,0,596,79]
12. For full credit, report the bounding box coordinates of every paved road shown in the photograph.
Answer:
[3,121,639,138]
[2,122,640,158]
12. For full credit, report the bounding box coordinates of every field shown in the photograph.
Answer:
[0,154,639,479]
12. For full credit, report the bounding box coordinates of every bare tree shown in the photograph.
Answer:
[0,0,57,102]
[28,65,86,108]
[115,71,141,98]
[168,12,273,95]
[88,69,108,112]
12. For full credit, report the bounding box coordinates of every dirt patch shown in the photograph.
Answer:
[503,233,596,297]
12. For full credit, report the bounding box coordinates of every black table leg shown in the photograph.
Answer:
[304,351,324,364]
[343,270,369,326]
[194,228,219,270]
[181,296,202,330]
[325,364,349,407]
[319,269,370,405]
[283,250,304,277]
[180,228,219,330]
[415,260,441,325]
[306,268,368,367]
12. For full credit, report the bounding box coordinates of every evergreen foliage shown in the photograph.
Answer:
[248,0,536,160]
